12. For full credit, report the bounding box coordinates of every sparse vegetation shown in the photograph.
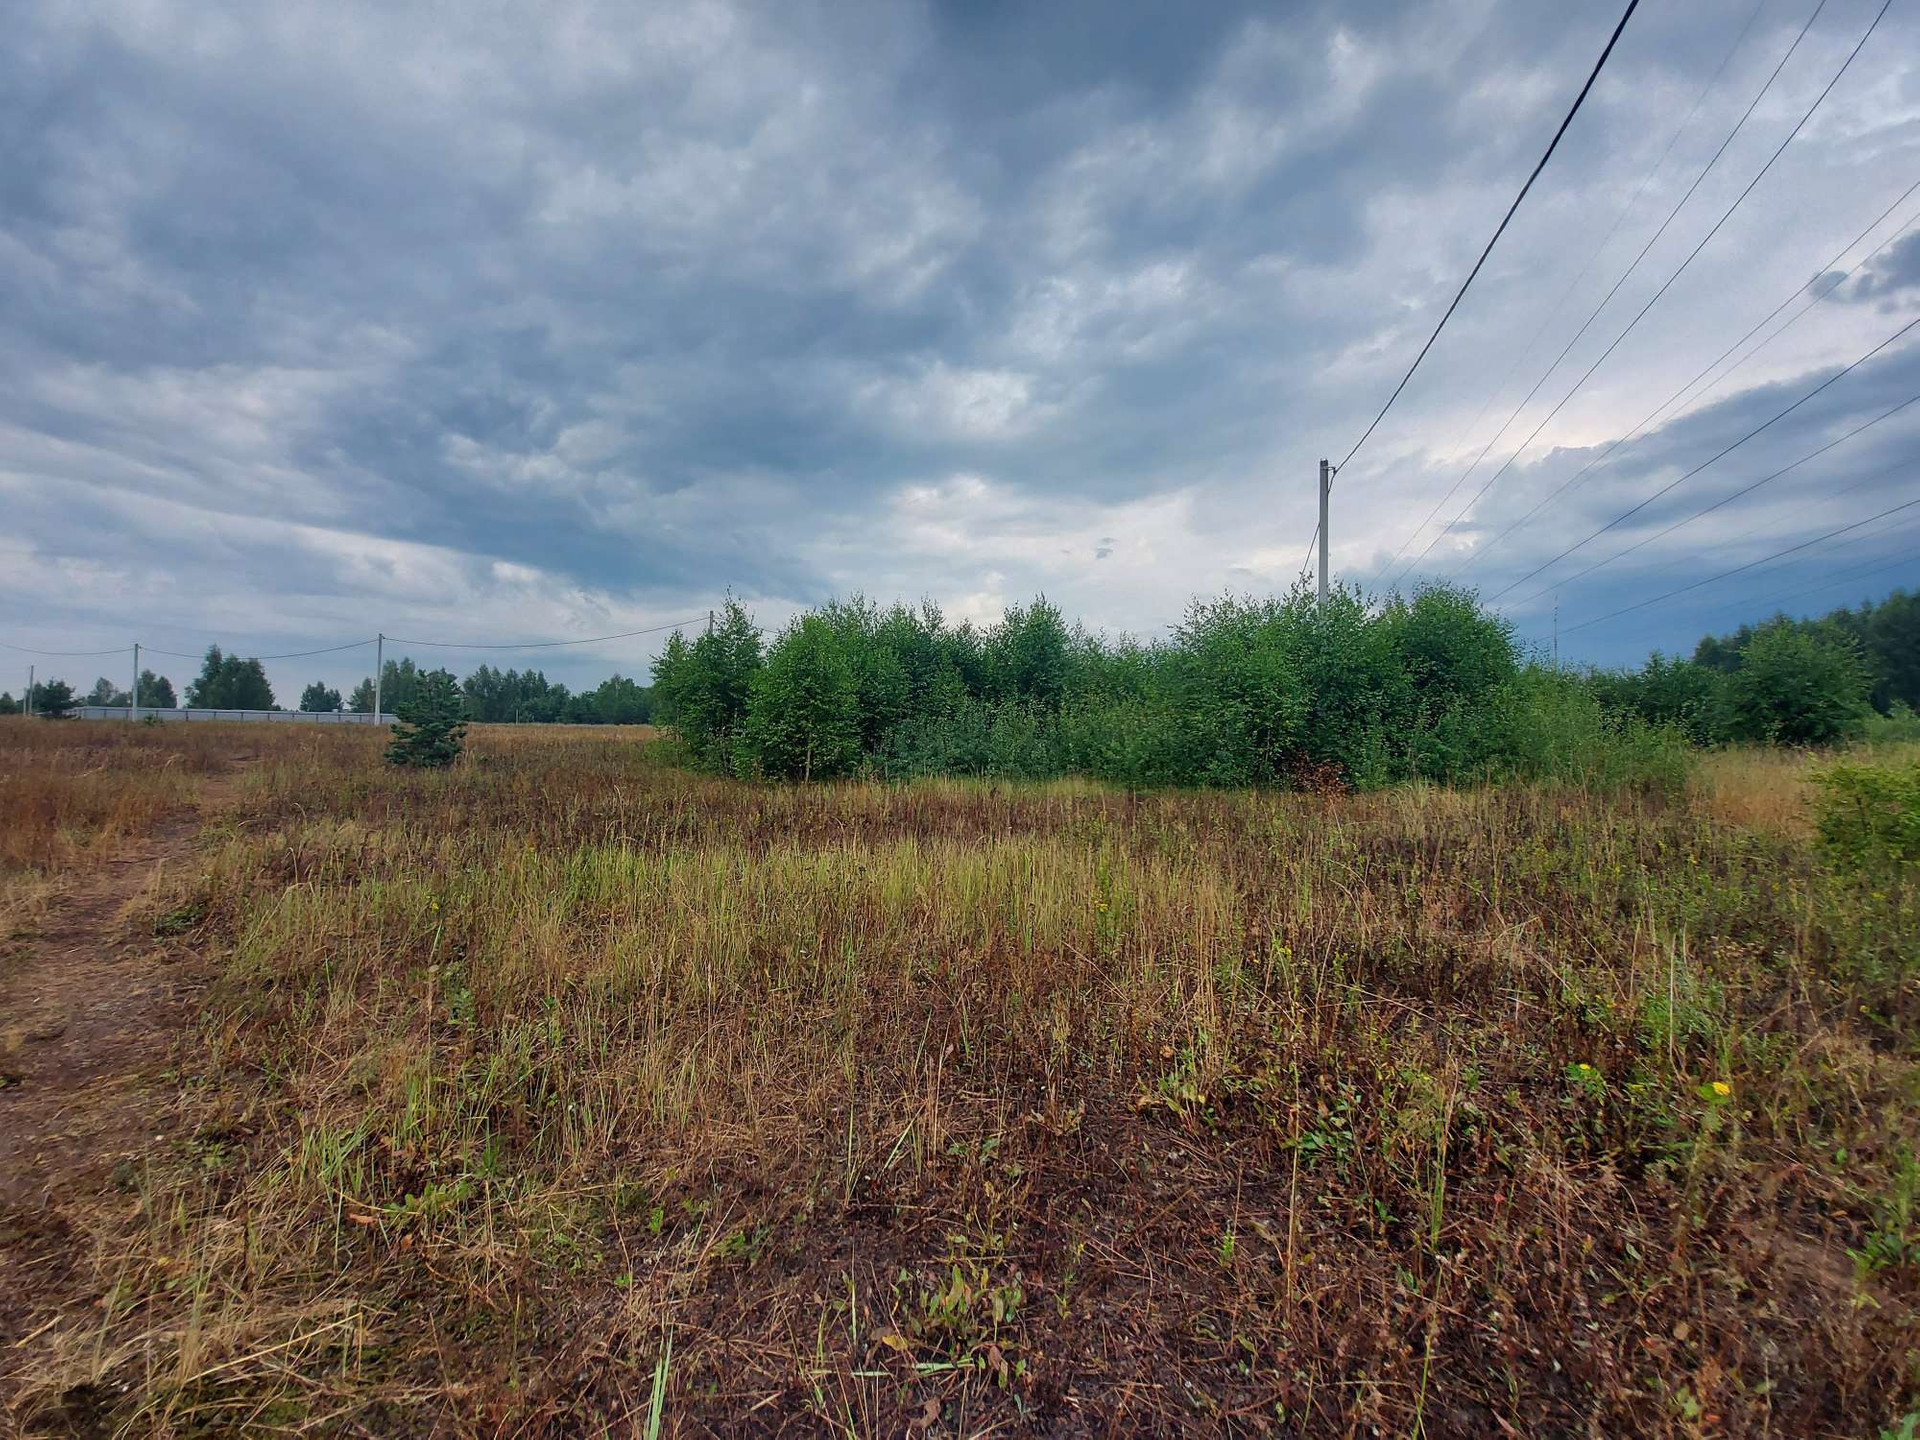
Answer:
[1,717,1916,1434]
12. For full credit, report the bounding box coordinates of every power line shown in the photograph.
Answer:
[1643,443,1908,565]
[1452,173,1920,579]
[1333,0,1642,480]
[6,616,712,670]
[1672,520,1920,628]
[1392,0,1890,585]
[1562,490,1920,634]
[1497,391,1920,609]
[1376,0,1775,585]
[141,637,379,661]
[1490,309,1920,602]
[383,617,710,651]
[0,638,131,658]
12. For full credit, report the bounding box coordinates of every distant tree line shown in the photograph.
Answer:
[1,671,176,716]
[3,647,652,726]
[1591,589,1918,747]
[341,659,654,724]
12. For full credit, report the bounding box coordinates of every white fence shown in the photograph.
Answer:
[73,706,395,724]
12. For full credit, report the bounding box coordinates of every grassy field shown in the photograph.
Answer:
[1,718,1916,1436]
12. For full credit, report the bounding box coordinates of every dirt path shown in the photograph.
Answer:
[0,779,237,1401]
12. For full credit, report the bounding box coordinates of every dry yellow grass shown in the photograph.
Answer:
[2,722,1916,1436]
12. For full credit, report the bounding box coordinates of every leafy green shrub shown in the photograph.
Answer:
[736,616,862,780]
[1727,621,1870,747]
[650,601,763,767]
[1590,653,1733,746]
[1471,669,1690,794]
[986,598,1072,710]
[639,582,1703,794]
[1864,701,1920,746]
[1382,583,1517,724]
[1166,594,1309,786]
[385,669,467,769]
[983,704,1064,779]
[1058,699,1187,789]
[1810,756,1920,874]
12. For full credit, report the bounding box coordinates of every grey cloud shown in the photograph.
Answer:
[1825,228,1920,304]
[3,0,1918,684]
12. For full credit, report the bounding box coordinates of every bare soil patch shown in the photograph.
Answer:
[0,776,240,1431]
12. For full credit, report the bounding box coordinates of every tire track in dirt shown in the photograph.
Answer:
[0,773,242,1420]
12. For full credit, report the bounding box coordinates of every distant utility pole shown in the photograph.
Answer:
[707,609,715,637]
[1318,458,1331,604]
[131,641,140,722]
[1552,597,1560,671]
[374,633,385,722]
[26,663,33,717]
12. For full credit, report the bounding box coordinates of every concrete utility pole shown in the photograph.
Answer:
[1552,597,1560,671]
[26,664,33,717]
[1318,458,1331,605]
[374,633,385,723]
[131,642,140,722]
[707,609,715,637]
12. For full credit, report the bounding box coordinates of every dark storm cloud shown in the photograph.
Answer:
[3,0,1918,691]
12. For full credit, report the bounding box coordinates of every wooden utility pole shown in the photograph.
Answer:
[1318,459,1331,604]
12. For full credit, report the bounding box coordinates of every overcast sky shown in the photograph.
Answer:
[5,0,1919,700]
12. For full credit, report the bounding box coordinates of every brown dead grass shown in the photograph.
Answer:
[1692,745,1821,838]
[1,722,1916,1436]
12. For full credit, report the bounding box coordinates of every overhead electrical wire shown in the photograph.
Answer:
[6,617,714,672]
[381,617,711,651]
[1302,0,1643,571]
[1452,173,1920,580]
[1489,308,1920,602]
[1497,390,1920,610]
[1333,0,1642,479]
[1561,490,1920,635]
[1740,542,1920,611]
[140,637,379,661]
[1675,521,1920,629]
[0,638,133,658]
[1390,0,1891,586]
[1375,0,1773,584]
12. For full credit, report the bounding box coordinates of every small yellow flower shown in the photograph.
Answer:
[1710,1080,1731,1097]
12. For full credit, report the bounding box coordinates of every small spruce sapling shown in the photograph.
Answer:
[385,668,467,768]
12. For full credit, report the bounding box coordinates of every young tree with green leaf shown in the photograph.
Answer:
[1727,621,1871,746]
[137,671,176,708]
[736,616,861,780]
[185,647,276,709]
[651,601,763,765]
[33,679,77,718]
[300,682,343,712]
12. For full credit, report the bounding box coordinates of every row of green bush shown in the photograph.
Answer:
[1589,620,1915,749]
[651,586,1699,791]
